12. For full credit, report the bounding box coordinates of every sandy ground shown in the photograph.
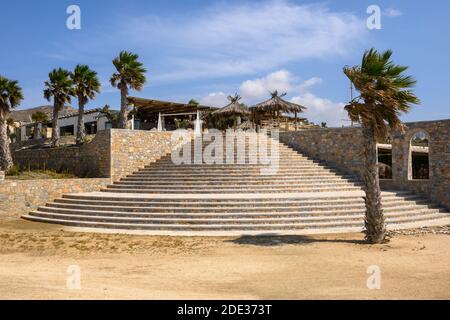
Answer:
[0,219,448,300]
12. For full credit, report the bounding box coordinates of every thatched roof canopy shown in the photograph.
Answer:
[212,94,251,116]
[250,91,307,114]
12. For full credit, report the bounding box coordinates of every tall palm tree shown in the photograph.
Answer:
[6,117,16,142]
[44,68,74,147]
[343,48,420,243]
[72,64,101,144]
[31,111,49,140]
[0,76,23,171]
[110,51,147,129]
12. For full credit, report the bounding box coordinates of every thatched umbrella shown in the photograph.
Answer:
[212,94,251,129]
[250,90,307,130]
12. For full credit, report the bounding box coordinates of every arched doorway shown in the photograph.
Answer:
[409,130,429,180]
[377,135,392,179]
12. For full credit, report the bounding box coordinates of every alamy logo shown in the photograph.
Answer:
[367,5,382,30]
[66,265,81,290]
[170,129,280,175]
[66,5,81,30]
[366,265,381,289]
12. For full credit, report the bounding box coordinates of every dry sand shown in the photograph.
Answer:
[0,219,448,299]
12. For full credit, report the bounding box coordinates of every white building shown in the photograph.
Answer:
[11,106,111,142]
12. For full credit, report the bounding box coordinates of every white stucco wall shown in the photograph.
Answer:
[18,112,109,141]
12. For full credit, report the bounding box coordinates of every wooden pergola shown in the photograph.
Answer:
[127,96,215,132]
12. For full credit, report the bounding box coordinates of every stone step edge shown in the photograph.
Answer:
[54,197,429,207]
[62,190,413,200]
[46,202,437,211]
[22,214,450,232]
[28,211,447,224]
[35,206,444,217]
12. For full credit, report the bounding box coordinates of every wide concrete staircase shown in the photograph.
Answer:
[23,133,450,235]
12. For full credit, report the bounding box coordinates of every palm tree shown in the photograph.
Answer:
[44,68,74,147]
[31,111,49,140]
[0,76,23,171]
[110,51,147,129]
[188,99,199,106]
[343,48,420,243]
[72,65,101,144]
[100,104,120,128]
[6,117,16,142]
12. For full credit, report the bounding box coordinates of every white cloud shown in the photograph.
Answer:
[291,93,347,127]
[240,69,298,100]
[122,1,367,81]
[202,69,349,126]
[384,8,403,17]
[199,92,229,107]
[239,69,325,103]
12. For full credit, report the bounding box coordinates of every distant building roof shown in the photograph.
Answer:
[10,106,109,126]
[10,105,77,123]
[58,108,106,120]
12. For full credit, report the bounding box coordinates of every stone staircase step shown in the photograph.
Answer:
[22,213,450,232]
[39,204,443,218]
[54,196,429,208]
[28,209,445,225]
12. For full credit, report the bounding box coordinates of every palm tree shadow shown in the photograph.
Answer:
[226,234,367,247]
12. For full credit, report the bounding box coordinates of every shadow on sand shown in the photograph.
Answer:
[226,234,367,246]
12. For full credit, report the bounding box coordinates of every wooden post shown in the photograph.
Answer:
[295,111,298,131]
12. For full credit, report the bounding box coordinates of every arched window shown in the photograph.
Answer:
[409,130,429,180]
[377,135,392,179]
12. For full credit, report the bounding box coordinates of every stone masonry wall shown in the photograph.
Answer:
[13,129,185,180]
[0,178,111,218]
[3,130,187,219]
[280,127,365,176]
[280,119,450,209]
[110,130,186,180]
[381,119,450,209]
[13,130,111,177]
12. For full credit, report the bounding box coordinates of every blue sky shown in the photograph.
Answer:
[1,0,449,126]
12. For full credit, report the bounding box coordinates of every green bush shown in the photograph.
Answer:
[7,165,21,176]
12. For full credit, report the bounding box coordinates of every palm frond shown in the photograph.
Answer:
[343,48,420,136]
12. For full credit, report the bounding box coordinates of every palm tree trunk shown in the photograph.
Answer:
[51,102,61,147]
[33,123,41,140]
[118,84,129,129]
[76,98,85,145]
[0,119,13,171]
[362,124,386,243]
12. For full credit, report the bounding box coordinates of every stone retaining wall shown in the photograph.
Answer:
[13,129,186,180]
[109,130,186,180]
[280,127,364,176]
[13,130,111,177]
[0,178,110,218]
[280,119,450,209]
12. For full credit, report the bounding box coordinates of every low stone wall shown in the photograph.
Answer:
[280,119,450,209]
[0,178,111,218]
[13,130,111,177]
[13,129,186,180]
